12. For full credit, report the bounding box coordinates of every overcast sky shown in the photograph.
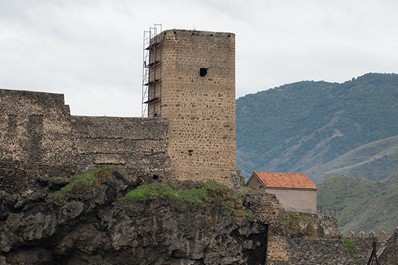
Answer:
[1,0,398,117]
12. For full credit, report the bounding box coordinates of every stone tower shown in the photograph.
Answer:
[144,29,236,186]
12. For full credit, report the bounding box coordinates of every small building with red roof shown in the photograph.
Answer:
[246,171,317,214]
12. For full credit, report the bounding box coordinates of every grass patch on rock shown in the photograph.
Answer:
[280,211,319,238]
[342,238,359,262]
[51,165,117,200]
[124,181,251,218]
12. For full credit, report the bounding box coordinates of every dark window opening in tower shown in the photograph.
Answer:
[200,68,208,77]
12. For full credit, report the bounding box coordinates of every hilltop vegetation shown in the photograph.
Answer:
[317,173,398,234]
[236,73,398,180]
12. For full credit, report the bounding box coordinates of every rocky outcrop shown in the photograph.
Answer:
[0,166,268,265]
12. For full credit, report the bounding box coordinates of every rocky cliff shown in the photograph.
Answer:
[0,166,268,265]
[1,165,398,265]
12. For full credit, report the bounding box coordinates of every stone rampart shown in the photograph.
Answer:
[287,239,354,264]
[0,89,74,166]
[0,89,76,192]
[263,211,398,265]
[0,89,169,193]
[71,116,169,178]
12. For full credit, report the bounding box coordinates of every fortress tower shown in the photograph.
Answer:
[143,29,236,186]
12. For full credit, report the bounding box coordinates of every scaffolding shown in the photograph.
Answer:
[142,24,162,117]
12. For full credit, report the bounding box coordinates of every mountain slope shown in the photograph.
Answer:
[308,135,398,182]
[317,173,398,234]
[237,73,398,180]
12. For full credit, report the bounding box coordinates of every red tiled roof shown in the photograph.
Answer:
[254,172,317,190]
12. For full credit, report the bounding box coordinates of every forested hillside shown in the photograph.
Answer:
[237,73,398,181]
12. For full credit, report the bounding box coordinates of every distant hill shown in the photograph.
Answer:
[317,173,398,234]
[237,73,398,181]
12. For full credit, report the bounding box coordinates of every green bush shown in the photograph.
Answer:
[342,238,359,260]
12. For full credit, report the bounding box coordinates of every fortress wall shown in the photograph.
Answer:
[246,193,290,264]
[71,116,169,178]
[0,89,77,192]
[1,28,237,192]
[0,89,75,166]
[0,89,170,193]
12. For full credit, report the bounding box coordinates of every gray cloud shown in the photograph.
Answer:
[1,0,398,116]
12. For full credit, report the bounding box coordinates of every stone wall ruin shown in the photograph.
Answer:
[0,89,169,193]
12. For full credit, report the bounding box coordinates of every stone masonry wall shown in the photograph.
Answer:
[0,89,169,193]
[288,229,398,265]
[245,190,363,265]
[0,89,76,192]
[71,116,169,179]
[151,29,236,187]
[287,239,355,264]
[244,192,289,264]
[0,90,74,166]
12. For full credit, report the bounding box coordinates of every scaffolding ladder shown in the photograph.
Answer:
[142,24,162,117]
